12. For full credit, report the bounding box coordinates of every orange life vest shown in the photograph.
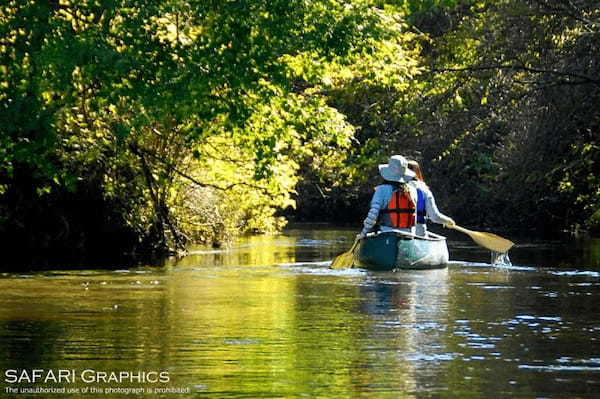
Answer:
[378,184,416,228]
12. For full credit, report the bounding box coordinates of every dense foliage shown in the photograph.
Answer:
[0,0,420,264]
[295,0,599,237]
[1,0,597,265]
[414,0,600,235]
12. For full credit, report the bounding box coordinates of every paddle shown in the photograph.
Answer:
[448,224,514,253]
[330,237,360,270]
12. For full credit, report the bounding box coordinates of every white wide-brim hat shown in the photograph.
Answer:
[379,155,416,183]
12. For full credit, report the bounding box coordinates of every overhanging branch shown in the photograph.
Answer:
[430,64,600,86]
[130,144,276,198]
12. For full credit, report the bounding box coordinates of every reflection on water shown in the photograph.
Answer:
[0,228,599,398]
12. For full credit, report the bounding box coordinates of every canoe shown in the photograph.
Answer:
[353,231,449,271]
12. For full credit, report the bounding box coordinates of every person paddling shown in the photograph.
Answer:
[408,159,428,236]
[357,155,455,240]
[407,159,454,236]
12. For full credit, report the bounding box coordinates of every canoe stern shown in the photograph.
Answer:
[354,232,448,271]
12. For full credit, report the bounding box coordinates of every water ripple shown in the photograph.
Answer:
[519,364,600,372]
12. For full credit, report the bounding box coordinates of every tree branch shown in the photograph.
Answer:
[531,0,598,30]
[130,143,186,251]
[429,64,600,86]
[132,144,276,199]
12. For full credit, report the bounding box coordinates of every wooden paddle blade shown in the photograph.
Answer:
[330,239,359,269]
[330,251,354,269]
[470,231,514,252]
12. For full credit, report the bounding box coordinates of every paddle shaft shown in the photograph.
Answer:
[449,224,474,235]
[348,238,359,255]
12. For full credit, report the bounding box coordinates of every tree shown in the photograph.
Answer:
[0,0,422,264]
[424,0,600,233]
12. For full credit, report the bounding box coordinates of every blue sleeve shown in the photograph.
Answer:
[361,185,390,235]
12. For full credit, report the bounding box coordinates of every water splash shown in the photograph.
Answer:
[491,251,512,267]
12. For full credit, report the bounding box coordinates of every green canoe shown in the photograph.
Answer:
[353,231,449,271]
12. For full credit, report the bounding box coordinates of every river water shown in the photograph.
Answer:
[0,226,599,398]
